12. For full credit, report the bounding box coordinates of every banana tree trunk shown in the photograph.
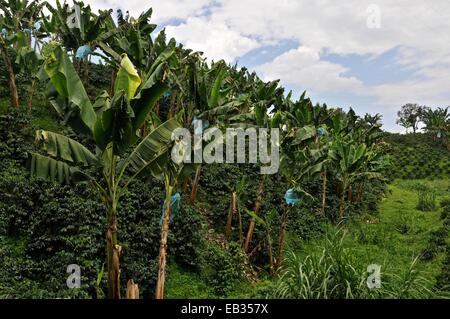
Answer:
[0,44,19,108]
[225,192,237,241]
[348,186,352,203]
[27,79,37,111]
[237,204,244,246]
[83,57,90,86]
[155,101,160,117]
[155,184,173,299]
[106,208,121,299]
[167,91,177,119]
[321,171,327,214]
[275,205,289,272]
[356,183,363,203]
[109,69,117,96]
[244,175,266,253]
[189,165,202,205]
[126,279,139,299]
[267,231,274,276]
[339,186,346,221]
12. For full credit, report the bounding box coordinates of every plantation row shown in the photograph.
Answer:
[385,133,450,180]
[0,0,449,299]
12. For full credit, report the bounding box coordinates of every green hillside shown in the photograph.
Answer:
[385,133,450,179]
[0,0,449,300]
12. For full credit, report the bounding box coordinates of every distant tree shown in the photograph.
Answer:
[396,103,428,133]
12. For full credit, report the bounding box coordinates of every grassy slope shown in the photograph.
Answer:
[165,179,449,298]
[297,179,449,290]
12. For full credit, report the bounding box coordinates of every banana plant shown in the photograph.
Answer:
[30,42,178,299]
[43,0,121,83]
[0,27,20,107]
[15,39,43,109]
[422,107,449,143]
[328,137,383,221]
[148,151,193,299]
[0,0,45,107]
[246,208,278,275]
[232,77,286,253]
[188,60,236,205]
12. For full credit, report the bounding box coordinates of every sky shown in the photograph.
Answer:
[50,0,450,132]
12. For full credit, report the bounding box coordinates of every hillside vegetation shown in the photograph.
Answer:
[0,0,449,300]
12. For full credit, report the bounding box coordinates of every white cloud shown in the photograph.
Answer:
[256,47,364,94]
[165,17,259,62]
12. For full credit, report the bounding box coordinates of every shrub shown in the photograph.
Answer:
[202,242,247,296]
[415,184,437,211]
[288,207,328,241]
[435,244,450,292]
[421,228,448,261]
[394,214,411,234]
[0,166,204,298]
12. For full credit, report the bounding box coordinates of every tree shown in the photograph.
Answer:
[187,60,236,205]
[421,107,449,142]
[150,153,193,299]
[0,0,45,107]
[0,33,19,107]
[396,103,427,133]
[31,42,177,298]
[328,138,383,221]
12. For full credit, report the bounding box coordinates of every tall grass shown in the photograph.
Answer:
[415,184,437,211]
[272,230,437,299]
[273,230,371,299]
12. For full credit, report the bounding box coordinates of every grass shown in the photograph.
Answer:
[165,263,216,299]
[164,263,253,299]
[351,180,446,278]
[286,179,449,296]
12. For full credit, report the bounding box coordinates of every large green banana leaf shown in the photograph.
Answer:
[208,67,227,108]
[121,119,181,180]
[93,91,135,154]
[42,43,96,133]
[35,130,98,166]
[30,153,92,184]
[115,54,142,100]
[292,125,316,146]
[131,61,169,132]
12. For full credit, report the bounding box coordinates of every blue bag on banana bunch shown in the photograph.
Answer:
[34,20,43,31]
[284,188,300,206]
[317,127,327,136]
[160,193,181,225]
[191,116,210,135]
[75,44,91,59]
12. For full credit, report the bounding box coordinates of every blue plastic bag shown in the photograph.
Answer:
[160,193,181,225]
[284,188,300,206]
[34,20,43,31]
[1,28,8,36]
[191,116,209,135]
[317,127,327,137]
[75,44,91,59]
